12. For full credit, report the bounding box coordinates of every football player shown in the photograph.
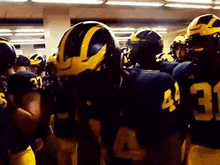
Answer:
[33,53,58,165]
[170,34,189,62]
[0,38,17,164]
[127,27,178,75]
[55,21,183,165]
[13,55,30,73]
[172,14,220,165]
[7,52,43,164]
[29,54,46,78]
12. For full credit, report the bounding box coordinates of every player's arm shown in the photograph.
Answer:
[11,91,41,134]
[89,119,102,144]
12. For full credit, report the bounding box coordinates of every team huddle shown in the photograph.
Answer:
[0,13,219,165]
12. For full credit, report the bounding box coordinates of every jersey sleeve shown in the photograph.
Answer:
[7,72,42,97]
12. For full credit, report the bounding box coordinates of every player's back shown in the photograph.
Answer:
[173,61,220,148]
[122,68,181,140]
[115,68,183,165]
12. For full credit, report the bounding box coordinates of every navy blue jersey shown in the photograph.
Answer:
[53,84,78,138]
[173,61,220,148]
[135,61,178,75]
[7,72,42,97]
[121,68,181,146]
[54,70,122,144]
[7,72,42,153]
[0,76,10,163]
[158,61,179,75]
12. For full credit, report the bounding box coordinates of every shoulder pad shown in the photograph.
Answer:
[172,61,193,80]
[159,61,179,75]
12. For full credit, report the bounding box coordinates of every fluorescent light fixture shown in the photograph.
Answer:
[0,33,12,36]
[14,29,44,33]
[164,3,212,9]
[166,0,212,3]
[11,39,45,45]
[158,31,167,34]
[111,27,135,32]
[152,27,167,31]
[212,6,220,9]
[34,48,46,51]
[0,29,11,33]
[113,32,133,35]
[11,39,44,42]
[15,33,44,36]
[32,0,103,4]
[4,0,27,2]
[106,1,163,7]
[116,37,130,41]
[12,42,45,45]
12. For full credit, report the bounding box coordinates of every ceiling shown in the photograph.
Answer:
[0,0,219,53]
[0,0,218,20]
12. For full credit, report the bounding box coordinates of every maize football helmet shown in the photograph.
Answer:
[56,21,121,77]
[48,53,57,65]
[0,38,16,74]
[170,34,188,61]
[127,27,163,67]
[29,54,46,74]
[186,14,220,63]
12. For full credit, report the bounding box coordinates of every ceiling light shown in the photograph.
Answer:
[215,0,220,4]
[212,6,220,9]
[0,33,12,36]
[5,0,27,2]
[111,27,135,32]
[106,1,163,7]
[32,0,103,4]
[152,27,167,31]
[116,37,130,41]
[11,39,44,42]
[113,32,133,35]
[12,42,45,45]
[14,29,44,33]
[166,0,212,3]
[158,31,167,34]
[15,33,44,36]
[0,29,12,33]
[164,3,212,9]
[11,39,45,45]
[34,48,46,51]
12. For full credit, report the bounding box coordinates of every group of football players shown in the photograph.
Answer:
[0,13,219,165]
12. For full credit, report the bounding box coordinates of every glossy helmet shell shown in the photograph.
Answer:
[0,38,16,74]
[127,27,163,65]
[56,21,121,76]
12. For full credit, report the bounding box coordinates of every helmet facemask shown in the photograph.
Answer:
[128,40,163,67]
[186,34,220,65]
